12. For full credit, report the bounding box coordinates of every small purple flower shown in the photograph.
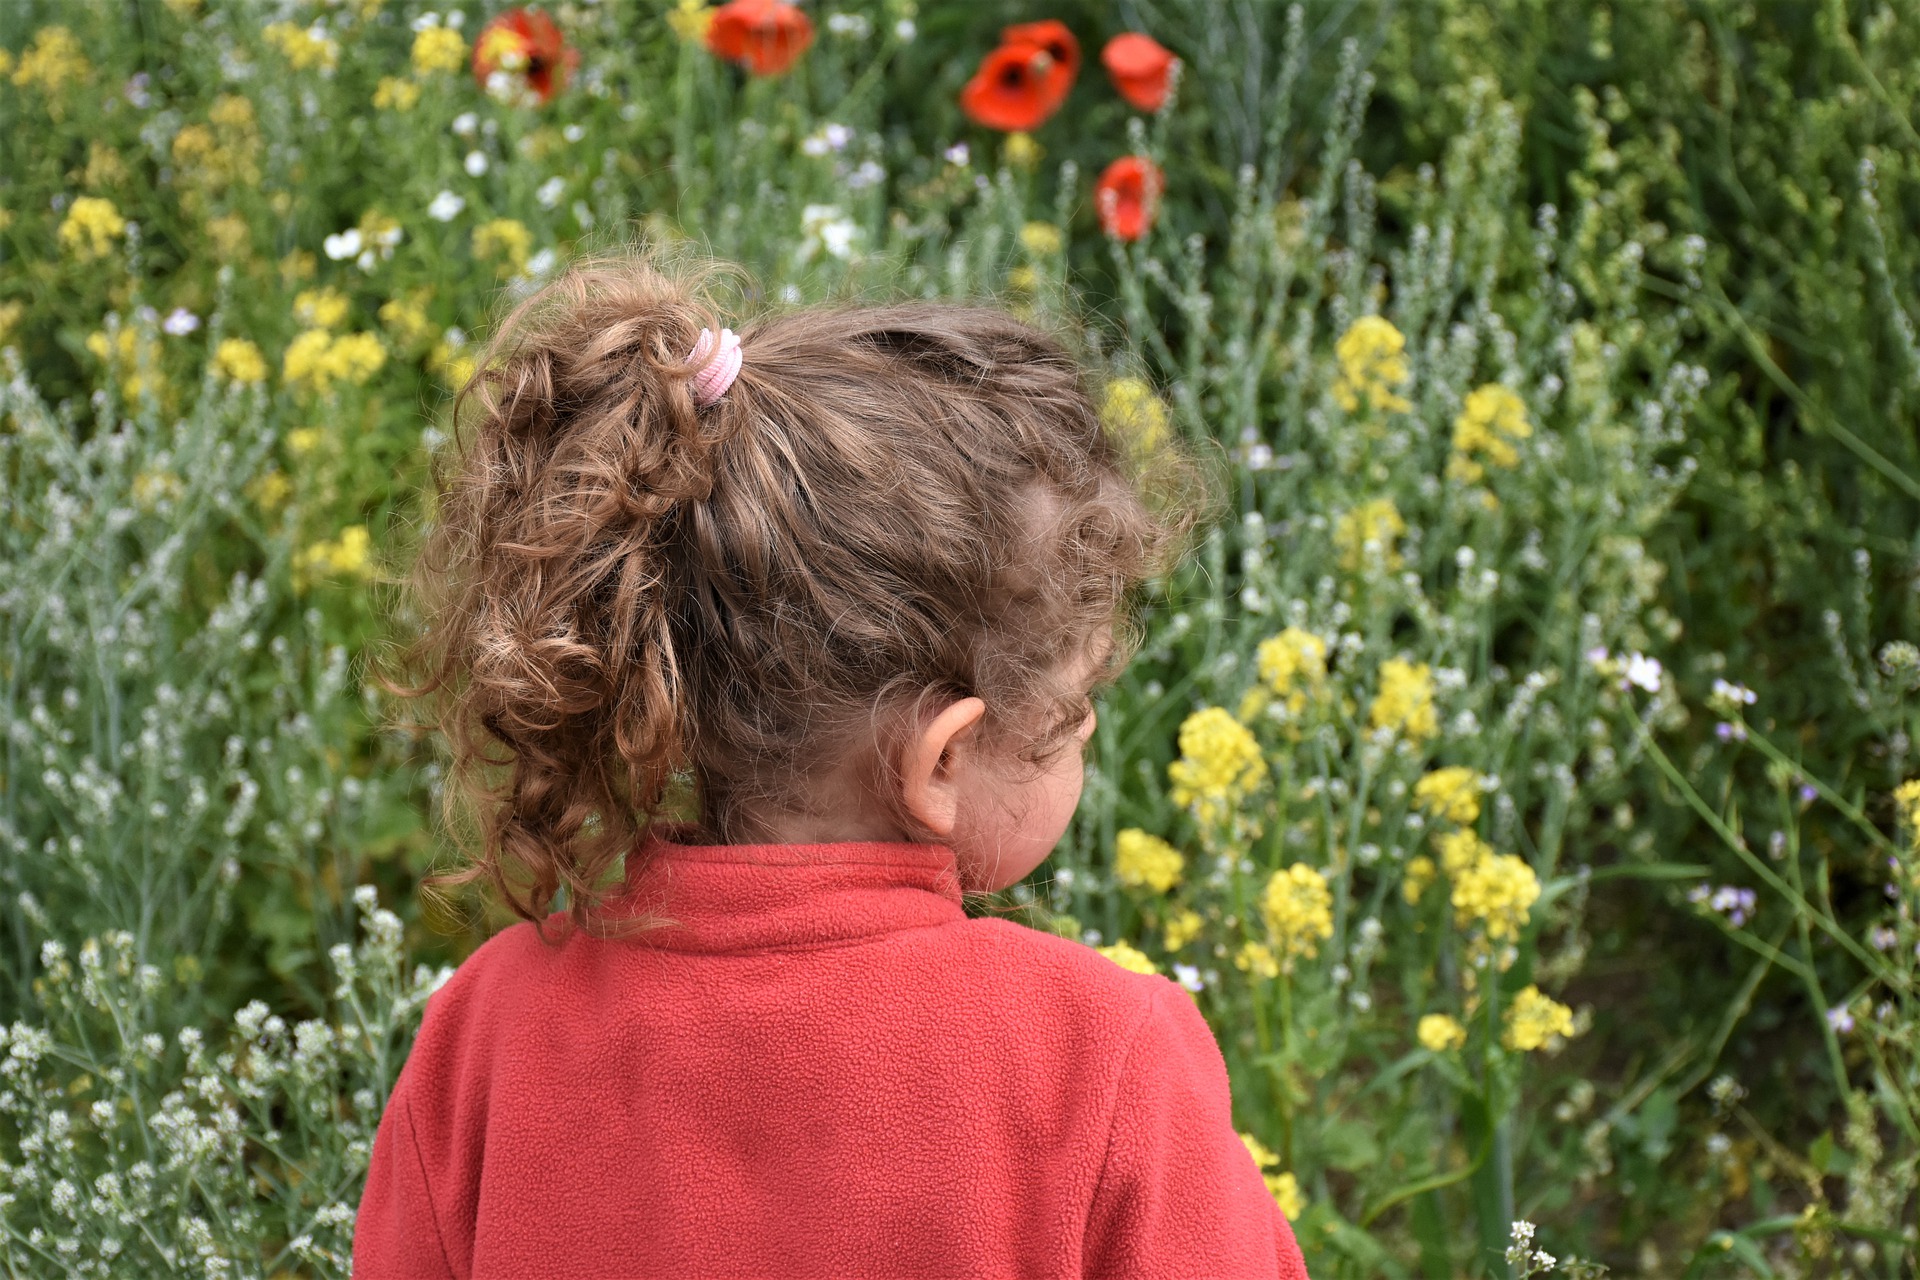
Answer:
[1172,963,1204,993]
[1826,1004,1854,1034]
[125,72,152,108]
[162,308,200,336]
[1798,784,1818,805]
[1869,925,1898,951]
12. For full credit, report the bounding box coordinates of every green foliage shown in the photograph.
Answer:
[0,0,1915,1275]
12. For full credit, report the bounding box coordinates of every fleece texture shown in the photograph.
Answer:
[354,834,1312,1279]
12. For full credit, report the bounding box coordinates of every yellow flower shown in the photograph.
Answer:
[1451,848,1540,941]
[1435,827,1488,877]
[1167,706,1268,823]
[11,27,91,93]
[1240,1132,1281,1170]
[1233,941,1279,979]
[1003,132,1043,169]
[379,292,437,353]
[1894,779,1920,840]
[666,0,716,42]
[1334,497,1406,573]
[263,22,340,72]
[1096,940,1158,976]
[285,427,322,455]
[294,526,374,583]
[1402,855,1436,906]
[373,76,422,112]
[85,326,164,401]
[1020,221,1063,255]
[1449,383,1533,484]
[1332,315,1411,413]
[293,287,351,331]
[473,218,533,277]
[1006,265,1037,294]
[211,338,268,385]
[1417,1013,1467,1052]
[1414,766,1481,825]
[1114,829,1184,894]
[411,25,467,74]
[1162,908,1204,952]
[1101,376,1168,454]
[1265,1171,1304,1220]
[58,197,126,260]
[0,300,23,342]
[248,470,292,511]
[1261,863,1333,965]
[1254,627,1327,722]
[1503,984,1575,1051]
[279,249,317,286]
[1368,658,1438,742]
[282,329,385,395]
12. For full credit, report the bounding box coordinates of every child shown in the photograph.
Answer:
[353,249,1310,1279]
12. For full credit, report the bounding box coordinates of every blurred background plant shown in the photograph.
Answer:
[0,0,1914,1275]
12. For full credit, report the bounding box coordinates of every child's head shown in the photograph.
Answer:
[402,247,1197,924]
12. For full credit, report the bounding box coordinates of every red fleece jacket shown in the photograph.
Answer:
[354,835,1311,1279]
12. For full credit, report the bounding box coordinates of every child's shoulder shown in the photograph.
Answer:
[951,914,1186,1023]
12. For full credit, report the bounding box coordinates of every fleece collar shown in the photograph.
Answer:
[600,830,969,953]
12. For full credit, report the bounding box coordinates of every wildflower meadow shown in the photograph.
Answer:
[1,1,1917,1275]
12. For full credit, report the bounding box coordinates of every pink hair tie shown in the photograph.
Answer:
[686,326,743,407]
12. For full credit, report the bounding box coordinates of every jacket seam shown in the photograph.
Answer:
[1080,981,1166,1272]
[613,916,973,957]
[398,1089,458,1277]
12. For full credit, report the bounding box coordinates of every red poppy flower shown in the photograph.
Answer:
[706,0,815,77]
[999,20,1080,102]
[1101,32,1176,113]
[1095,155,1163,242]
[471,8,577,105]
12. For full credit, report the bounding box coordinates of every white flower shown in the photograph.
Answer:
[161,308,200,336]
[464,150,489,177]
[410,11,443,32]
[1827,1003,1855,1033]
[846,160,886,190]
[524,247,557,279]
[535,176,566,208]
[451,111,478,137]
[801,203,858,261]
[427,190,466,222]
[322,228,363,260]
[944,142,970,166]
[826,12,872,37]
[894,17,916,40]
[1623,652,1663,692]
[1172,963,1204,992]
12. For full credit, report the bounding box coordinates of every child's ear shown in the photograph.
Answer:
[899,696,986,838]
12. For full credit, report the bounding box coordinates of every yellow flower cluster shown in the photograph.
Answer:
[1332,316,1411,413]
[132,469,183,510]
[1333,497,1405,573]
[1414,766,1481,824]
[294,287,351,330]
[294,526,373,582]
[85,326,165,402]
[667,0,717,42]
[1239,1134,1303,1219]
[1894,779,1920,845]
[1417,1013,1466,1052]
[1114,829,1184,894]
[1096,940,1158,976]
[1004,132,1044,169]
[379,292,438,353]
[58,197,125,260]
[1402,855,1436,906]
[1261,863,1333,966]
[263,22,341,72]
[473,218,533,277]
[1448,384,1534,483]
[374,77,422,112]
[1368,658,1438,742]
[1432,828,1539,941]
[1162,908,1203,952]
[1167,707,1268,824]
[1233,941,1279,979]
[1248,625,1328,729]
[11,27,90,93]
[1101,376,1168,453]
[212,338,268,385]
[1503,984,1575,1051]
[412,26,468,74]
[171,95,261,195]
[283,330,385,395]
[1020,221,1063,255]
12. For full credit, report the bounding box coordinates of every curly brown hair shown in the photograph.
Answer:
[394,245,1201,931]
